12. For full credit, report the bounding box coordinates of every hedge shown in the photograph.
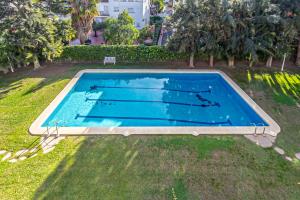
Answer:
[58,45,199,63]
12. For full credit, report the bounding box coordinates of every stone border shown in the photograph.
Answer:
[29,69,280,137]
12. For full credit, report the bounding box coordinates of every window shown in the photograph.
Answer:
[113,7,119,12]
[128,8,134,13]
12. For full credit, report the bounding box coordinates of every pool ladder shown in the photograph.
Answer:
[46,121,62,137]
[251,123,266,136]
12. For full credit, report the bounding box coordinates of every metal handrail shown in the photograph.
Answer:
[250,122,267,136]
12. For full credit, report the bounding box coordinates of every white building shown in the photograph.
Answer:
[95,0,150,29]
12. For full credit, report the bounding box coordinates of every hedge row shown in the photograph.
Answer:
[58,45,200,63]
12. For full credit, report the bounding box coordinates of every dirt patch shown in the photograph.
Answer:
[26,63,74,78]
[211,150,228,160]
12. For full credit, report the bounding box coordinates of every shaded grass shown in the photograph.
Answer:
[227,67,300,154]
[30,136,299,200]
[0,64,300,200]
[169,178,188,200]
[247,71,300,105]
[148,136,235,159]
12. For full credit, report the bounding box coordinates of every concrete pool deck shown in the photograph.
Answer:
[29,69,281,137]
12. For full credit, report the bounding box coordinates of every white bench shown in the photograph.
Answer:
[103,57,116,65]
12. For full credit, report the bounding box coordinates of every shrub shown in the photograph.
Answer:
[138,26,153,44]
[153,23,162,45]
[58,45,193,63]
[150,16,163,45]
[150,16,163,25]
[103,11,139,45]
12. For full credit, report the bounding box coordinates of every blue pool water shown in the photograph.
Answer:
[43,73,268,127]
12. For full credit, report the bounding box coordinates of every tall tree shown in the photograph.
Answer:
[151,0,164,15]
[274,0,300,65]
[0,0,64,71]
[103,11,139,45]
[200,0,224,67]
[239,0,281,67]
[219,0,241,67]
[167,0,202,67]
[70,0,99,44]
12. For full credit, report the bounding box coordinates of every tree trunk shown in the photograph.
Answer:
[33,57,41,70]
[10,65,14,73]
[228,56,235,67]
[7,56,14,72]
[296,36,300,66]
[209,55,214,67]
[189,52,195,68]
[266,56,273,68]
[79,29,87,44]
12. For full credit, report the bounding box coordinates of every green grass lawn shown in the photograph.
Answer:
[0,64,299,200]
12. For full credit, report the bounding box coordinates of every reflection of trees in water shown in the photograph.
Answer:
[161,75,222,125]
[162,76,197,125]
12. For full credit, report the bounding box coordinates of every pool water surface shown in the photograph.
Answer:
[43,73,267,127]
[30,69,280,136]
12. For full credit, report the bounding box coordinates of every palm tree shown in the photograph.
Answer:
[274,0,300,65]
[244,0,280,68]
[200,0,224,67]
[220,0,241,68]
[167,0,202,68]
[294,15,300,66]
[70,0,99,44]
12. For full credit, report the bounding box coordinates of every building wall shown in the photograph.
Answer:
[96,0,150,29]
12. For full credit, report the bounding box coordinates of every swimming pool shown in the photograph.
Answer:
[29,69,280,136]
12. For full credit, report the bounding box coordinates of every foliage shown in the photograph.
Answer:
[103,11,139,45]
[58,45,190,62]
[138,26,153,44]
[70,0,99,44]
[168,0,299,67]
[150,16,163,25]
[92,21,106,32]
[150,16,163,45]
[274,0,300,65]
[167,0,203,67]
[54,19,76,45]
[151,0,164,14]
[0,0,64,71]
[40,0,71,15]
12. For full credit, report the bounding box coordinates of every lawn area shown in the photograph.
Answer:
[0,64,299,200]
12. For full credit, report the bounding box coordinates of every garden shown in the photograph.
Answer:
[0,0,300,199]
[1,64,300,199]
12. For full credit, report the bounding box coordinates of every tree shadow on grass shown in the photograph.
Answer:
[0,66,71,100]
[33,136,147,200]
[0,82,22,99]
[247,70,300,105]
[32,135,300,200]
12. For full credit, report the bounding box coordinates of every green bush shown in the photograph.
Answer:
[58,45,194,63]
[150,16,163,45]
[150,16,163,25]
[153,23,162,45]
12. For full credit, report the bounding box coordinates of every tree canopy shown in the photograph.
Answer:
[151,0,164,14]
[168,0,299,67]
[167,0,203,67]
[70,0,99,44]
[0,0,70,72]
[103,11,139,45]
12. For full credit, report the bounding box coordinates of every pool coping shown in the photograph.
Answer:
[29,69,281,137]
